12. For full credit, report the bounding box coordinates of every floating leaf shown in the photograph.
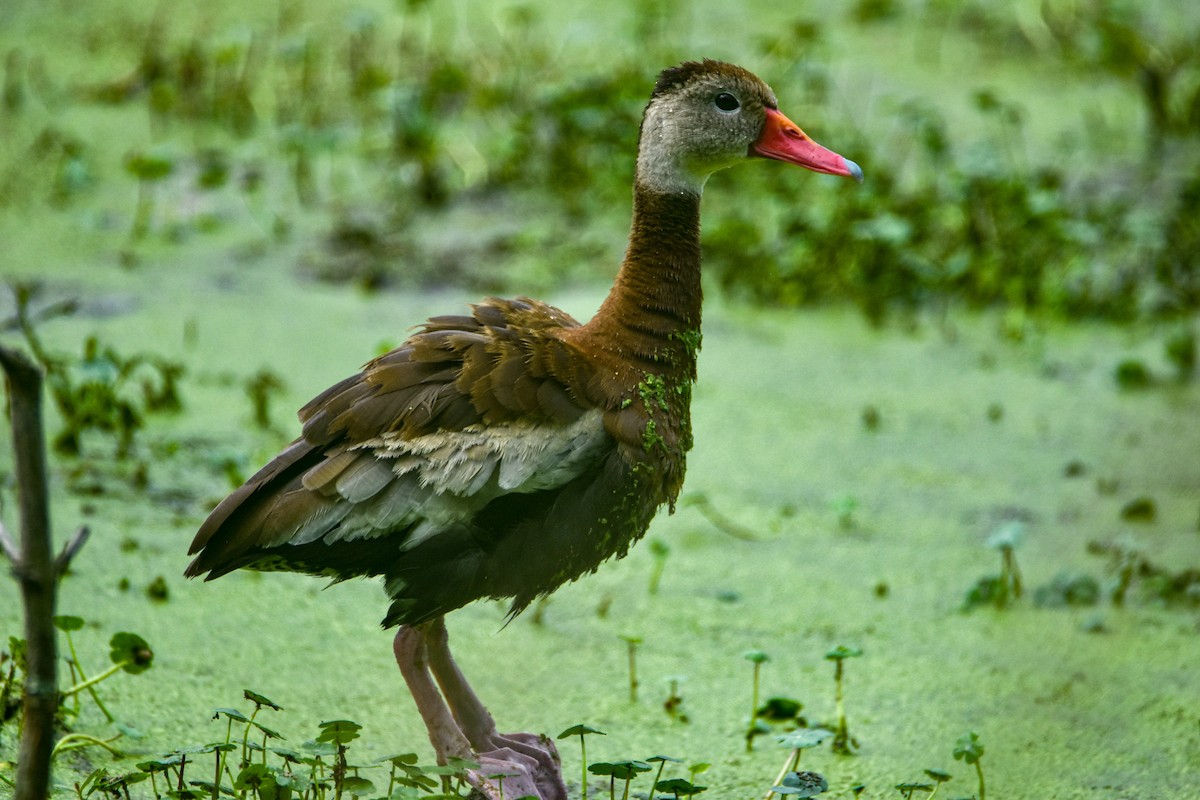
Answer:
[773,770,829,797]
[53,615,85,632]
[776,728,834,750]
[757,697,803,721]
[109,632,154,674]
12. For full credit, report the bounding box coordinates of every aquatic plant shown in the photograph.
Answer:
[557,724,605,800]
[825,645,862,755]
[743,650,770,751]
[620,634,641,703]
[952,732,986,800]
[770,770,828,798]
[765,729,832,800]
[964,522,1025,610]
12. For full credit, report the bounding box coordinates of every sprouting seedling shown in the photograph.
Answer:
[316,718,362,794]
[764,728,832,800]
[744,649,770,751]
[557,724,606,800]
[987,521,1024,605]
[687,761,710,786]
[662,677,689,723]
[895,782,933,798]
[645,755,682,796]
[825,645,862,755]
[59,632,154,705]
[923,769,951,799]
[771,770,829,798]
[655,777,707,799]
[588,759,651,800]
[952,732,986,800]
[123,146,175,241]
[620,634,642,703]
[648,538,670,594]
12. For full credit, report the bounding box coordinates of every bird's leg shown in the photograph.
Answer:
[423,617,569,800]
[392,624,472,764]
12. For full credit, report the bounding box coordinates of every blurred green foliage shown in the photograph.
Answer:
[0,0,1197,321]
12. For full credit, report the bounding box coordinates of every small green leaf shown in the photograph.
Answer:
[773,770,829,797]
[824,645,863,661]
[53,615,85,632]
[243,689,283,710]
[212,707,251,723]
[315,719,361,744]
[557,724,606,739]
[646,755,683,764]
[109,632,154,674]
[251,721,284,740]
[986,521,1024,550]
[340,776,375,793]
[588,760,651,779]
[776,728,834,750]
[743,650,770,664]
[923,769,951,783]
[114,721,146,740]
[655,777,707,796]
[952,732,984,765]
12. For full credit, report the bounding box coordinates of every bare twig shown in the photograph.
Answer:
[0,519,18,564]
[53,525,91,575]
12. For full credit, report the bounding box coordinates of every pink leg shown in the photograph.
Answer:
[393,619,568,800]
[392,625,471,763]
[424,618,568,800]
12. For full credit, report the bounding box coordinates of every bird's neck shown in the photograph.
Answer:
[577,184,704,386]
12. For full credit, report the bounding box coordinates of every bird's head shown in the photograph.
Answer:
[636,59,863,195]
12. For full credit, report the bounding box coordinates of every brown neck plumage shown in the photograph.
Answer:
[573,184,704,390]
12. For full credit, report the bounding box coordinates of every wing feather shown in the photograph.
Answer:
[185,297,606,587]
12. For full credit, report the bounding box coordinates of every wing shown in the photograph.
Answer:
[184,297,606,585]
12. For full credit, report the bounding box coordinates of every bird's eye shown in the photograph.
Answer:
[714,92,740,112]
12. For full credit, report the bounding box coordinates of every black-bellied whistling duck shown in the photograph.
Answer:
[186,59,861,800]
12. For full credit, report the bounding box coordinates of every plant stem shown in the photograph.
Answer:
[763,749,800,800]
[59,660,127,698]
[50,733,124,758]
[580,735,589,800]
[747,661,761,752]
[627,640,639,703]
[975,761,986,800]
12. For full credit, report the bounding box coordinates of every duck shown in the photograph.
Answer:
[185,58,861,800]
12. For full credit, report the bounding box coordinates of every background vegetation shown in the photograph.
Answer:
[1,0,1198,798]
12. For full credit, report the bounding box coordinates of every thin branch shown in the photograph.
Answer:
[54,525,91,576]
[0,519,19,564]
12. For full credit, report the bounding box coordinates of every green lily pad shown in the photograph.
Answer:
[109,632,154,674]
